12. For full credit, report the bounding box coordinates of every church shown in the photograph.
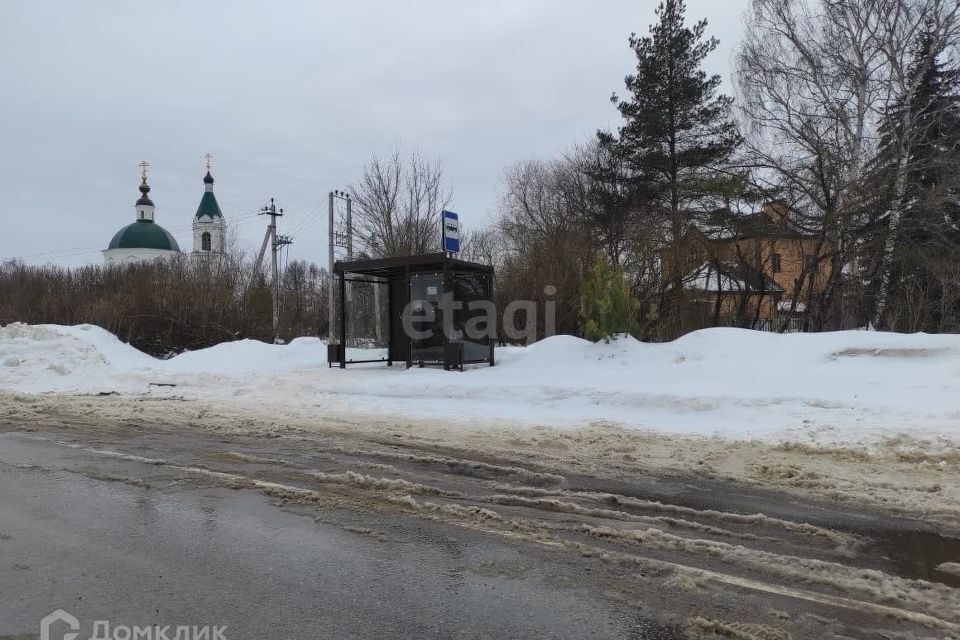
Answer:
[103,158,227,265]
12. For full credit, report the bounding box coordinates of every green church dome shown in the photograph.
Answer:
[108,220,181,251]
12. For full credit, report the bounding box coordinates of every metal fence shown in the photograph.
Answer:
[753,316,807,333]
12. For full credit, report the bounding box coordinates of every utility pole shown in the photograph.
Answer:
[259,198,291,344]
[328,191,335,342]
[328,190,353,343]
[346,193,353,259]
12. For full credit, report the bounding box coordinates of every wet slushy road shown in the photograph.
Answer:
[0,433,675,640]
[2,419,959,640]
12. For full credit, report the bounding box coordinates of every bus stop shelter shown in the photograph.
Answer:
[330,253,495,371]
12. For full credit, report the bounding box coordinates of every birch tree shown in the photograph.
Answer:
[867,0,959,327]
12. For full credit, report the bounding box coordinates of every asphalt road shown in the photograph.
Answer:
[2,417,959,640]
[0,433,675,640]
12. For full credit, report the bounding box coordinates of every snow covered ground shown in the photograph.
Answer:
[1,322,959,447]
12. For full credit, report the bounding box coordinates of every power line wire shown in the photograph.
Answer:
[15,210,266,262]
[286,203,324,238]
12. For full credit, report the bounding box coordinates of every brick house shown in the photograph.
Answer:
[664,203,832,330]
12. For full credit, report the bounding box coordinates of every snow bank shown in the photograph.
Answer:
[0,324,155,393]
[0,325,378,389]
[162,338,330,376]
[2,322,959,445]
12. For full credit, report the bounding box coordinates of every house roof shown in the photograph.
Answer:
[689,207,815,242]
[334,253,493,279]
[682,261,785,294]
[777,301,807,313]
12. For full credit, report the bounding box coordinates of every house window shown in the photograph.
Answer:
[201,232,211,251]
[770,253,782,274]
[804,255,818,273]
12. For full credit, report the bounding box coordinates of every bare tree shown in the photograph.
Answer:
[737,0,960,329]
[494,157,599,337]
[0,251,331,355]
[350,150,452,257]
[459,227,505,271]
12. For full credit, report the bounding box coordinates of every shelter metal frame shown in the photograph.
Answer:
[330,253,495,371]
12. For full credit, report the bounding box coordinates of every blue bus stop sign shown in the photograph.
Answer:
[442,210,460,253]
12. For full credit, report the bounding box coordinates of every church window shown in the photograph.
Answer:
[201,232,211,251]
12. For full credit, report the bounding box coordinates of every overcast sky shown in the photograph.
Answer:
[1,0,747,267]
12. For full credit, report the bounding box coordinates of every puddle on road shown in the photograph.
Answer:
[873,528,960,588]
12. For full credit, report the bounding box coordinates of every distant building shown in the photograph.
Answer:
[103,163,181,265]
[662,202,832,330]
[192,165,226,256]
[103,157,228,266]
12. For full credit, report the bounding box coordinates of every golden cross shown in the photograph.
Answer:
[204,153,212,172]
[139,160,150,182]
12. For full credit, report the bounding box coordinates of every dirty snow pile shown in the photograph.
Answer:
[2,322,960,445]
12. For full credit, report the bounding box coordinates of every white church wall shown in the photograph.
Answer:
[136,203,154,222]
[192,217,225,254]
[102,248,179,266]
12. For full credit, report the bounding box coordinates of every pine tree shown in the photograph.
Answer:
[601,0,741,248]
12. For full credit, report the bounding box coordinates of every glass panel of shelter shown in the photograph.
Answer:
[451,273,491,361]
[409,274,445,364]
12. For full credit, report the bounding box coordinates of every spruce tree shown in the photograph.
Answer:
[864,24,960,329]
[873,27,960,223]
[579,256,640,342]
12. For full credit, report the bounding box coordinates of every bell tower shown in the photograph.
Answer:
[192,154,226,255]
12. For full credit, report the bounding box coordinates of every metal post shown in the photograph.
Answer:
[386,280,393,367]
[338,271,347,369]
[345,195,353,259]
[344,194,353,305]
[373,280,383,345]
[442,257,449,371]
[488,271,495,367]
[329,190,354,341]
[328,191,336,343]
[404,265,412,370]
